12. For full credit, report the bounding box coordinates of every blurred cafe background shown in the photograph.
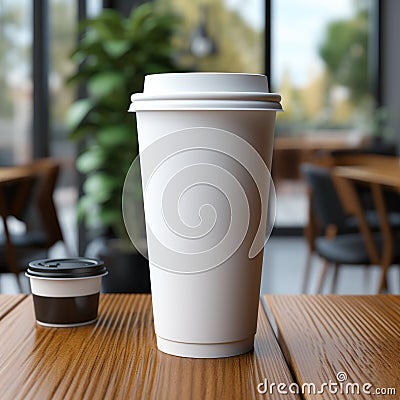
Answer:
[0,0,399,295]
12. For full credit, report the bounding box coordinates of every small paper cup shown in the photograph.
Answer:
[26,258,108,327]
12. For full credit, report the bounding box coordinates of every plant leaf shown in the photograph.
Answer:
[98,208,122,226]
[127,3,154,36]
[77,194,96,223]
[97,125,133,147]
[88,72,125,97]
[103,40,131,58]
[86,10,124,39]
[76,148,106,173]
[66,99,94,131]
[83,172,118,202]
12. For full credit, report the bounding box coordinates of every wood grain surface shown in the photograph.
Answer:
[0,167,34,184]
[264,295,400,400]
[0,294,299,400]
[334,165,400,192]
[0,294,26,320]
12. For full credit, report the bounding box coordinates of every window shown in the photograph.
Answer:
[272,0,374,135]
[49,0,78,187]
[271,0,376,228]
[156,0,265,74]
[0,0,32,165]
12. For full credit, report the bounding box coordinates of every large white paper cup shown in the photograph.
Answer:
[129,73,282,358]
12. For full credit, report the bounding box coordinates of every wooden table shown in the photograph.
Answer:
[334,164,400,192]
[264,295,400,400]
[272,135,364,181]
[0,294,398,400]
[0,294,298,400]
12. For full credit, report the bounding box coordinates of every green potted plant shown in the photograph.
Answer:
[67,3,182,292]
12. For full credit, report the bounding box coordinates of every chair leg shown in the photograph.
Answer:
[378,266,390,294]
[317,259,329,294]
[302,250,313,293]
[331,263,340,293]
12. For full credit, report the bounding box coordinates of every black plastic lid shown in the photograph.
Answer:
[27,258,107,278]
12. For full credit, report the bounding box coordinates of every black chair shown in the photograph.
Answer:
[301,163,400,293]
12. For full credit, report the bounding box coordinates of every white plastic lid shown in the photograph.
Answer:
[129,73,282,111]
[145,72,270,94]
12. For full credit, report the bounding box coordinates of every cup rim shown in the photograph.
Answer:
[25,271,108,281]
[131,91,281,102]
[129,99,283,112]
[27,257,107,279]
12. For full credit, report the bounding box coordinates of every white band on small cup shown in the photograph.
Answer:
[27,274,106,298]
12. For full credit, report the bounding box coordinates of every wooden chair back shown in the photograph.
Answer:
[25,159,64,248]
[0,173,37,275]
[332,175,381,265]
[333,171,399,292]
